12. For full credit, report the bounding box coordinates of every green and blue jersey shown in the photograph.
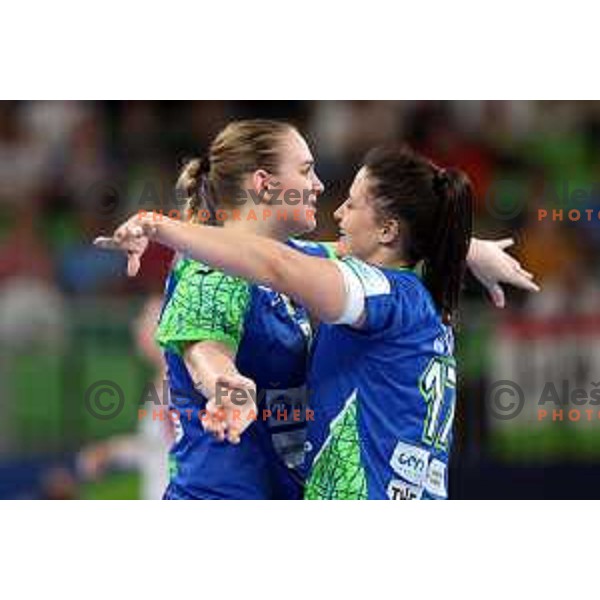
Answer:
[156,239,331,499]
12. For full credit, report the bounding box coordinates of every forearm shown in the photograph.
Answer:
[152,219,294,288]
[183,340,256,443]
[184,341,238,400]
[466,237,478,266]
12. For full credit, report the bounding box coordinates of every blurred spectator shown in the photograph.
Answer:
[0,204,53,281]
[0,103,52,207]
[0,202,65,350]
[0,277,65,349]
[518,212,580,283]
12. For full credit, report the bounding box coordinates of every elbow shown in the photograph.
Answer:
[260,247,296,293]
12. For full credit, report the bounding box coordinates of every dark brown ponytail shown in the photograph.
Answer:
[363,145,474,324]
[424,167,473,323]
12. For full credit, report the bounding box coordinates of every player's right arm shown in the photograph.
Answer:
[97,216,539,327]
[183,340,256,443]
[98,225,538,309]
[155,260,256,443]
[100,217,426,328]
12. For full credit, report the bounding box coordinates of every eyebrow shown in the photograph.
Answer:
[301,159,315,166]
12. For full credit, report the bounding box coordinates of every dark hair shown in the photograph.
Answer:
[176,119,295,224]
[363,144,474,324]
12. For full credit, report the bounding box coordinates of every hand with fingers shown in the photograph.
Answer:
[467,238,540,308]
[94,213,156,277]
[203,372,257,444]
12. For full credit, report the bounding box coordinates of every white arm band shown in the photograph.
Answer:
[331,260,366,325]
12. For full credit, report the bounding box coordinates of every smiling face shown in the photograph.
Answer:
[333,167,387,261]
[266,128,324,234]
[206,121,324,236]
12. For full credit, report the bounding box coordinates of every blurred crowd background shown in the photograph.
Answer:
[2,100,600,499]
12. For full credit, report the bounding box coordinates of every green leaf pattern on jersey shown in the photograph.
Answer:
[304,389,368,500]
[155,258,251,355]
[168,455,178,479]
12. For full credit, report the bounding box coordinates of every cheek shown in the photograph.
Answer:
[295,175,313,194]
[278,178,309,206]
[352,212,371,236]
[281,173,309,190]
[357,218,379,247]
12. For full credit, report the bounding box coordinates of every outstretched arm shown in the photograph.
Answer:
[108,215,351,324]
[97,221,539,309]
[96,217,540,320]
[325,236,540,308]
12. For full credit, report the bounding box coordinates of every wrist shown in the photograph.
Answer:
[139,214,166,240]
[466,237,480,266]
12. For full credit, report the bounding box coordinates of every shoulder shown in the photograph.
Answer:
[339,259,438,334]
[156,260,251,354]
[381,267,440,330]
[172,258,249,291]
[382,267,425,298]
[163,258,251,318]
[341,257,393,297]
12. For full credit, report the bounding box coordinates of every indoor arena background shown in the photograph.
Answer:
[1,100,598,499]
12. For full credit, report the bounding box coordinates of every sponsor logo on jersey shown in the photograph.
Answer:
[173,418,184,444]
[390,440,430,485]
[343,257,391,297]
[272,429,307,469]
[387,479,423,500]
[424,458,448,498]
[433,325,455,356]
[264,385,309,429]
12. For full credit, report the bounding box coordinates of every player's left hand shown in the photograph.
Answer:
[467,238,540,308]
[204,372,257,444]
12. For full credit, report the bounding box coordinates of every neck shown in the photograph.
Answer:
[363,245,411,270]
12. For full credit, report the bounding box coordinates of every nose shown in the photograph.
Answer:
[312,172,324,195]
[333,203,344,222]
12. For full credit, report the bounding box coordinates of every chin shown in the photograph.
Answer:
[291,216,317,236]
[335,238,350,257]
[305,217,317,232]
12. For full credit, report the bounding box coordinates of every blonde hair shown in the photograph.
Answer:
[176,119,295,224]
